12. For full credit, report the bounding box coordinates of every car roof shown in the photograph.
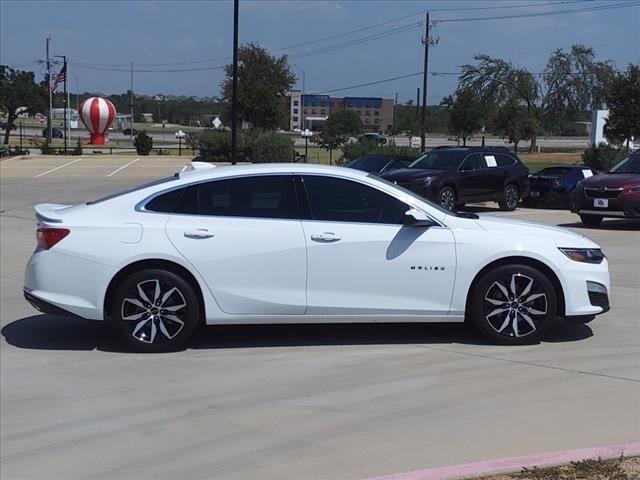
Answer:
[429,146,513,153]
[354,154,414,160]
[178,162,370,182]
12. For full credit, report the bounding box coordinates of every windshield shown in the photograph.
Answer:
[609,155,640,174]
[370,174,478,219]
[347,156,390,172]
[408,152,460,171]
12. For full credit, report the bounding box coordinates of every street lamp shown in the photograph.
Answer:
[175,130,186,156]
[301,128,313,163]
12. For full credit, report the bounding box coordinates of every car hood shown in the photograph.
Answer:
[381,168,448,180]
[473,215,597,248]
[581,173,640,187]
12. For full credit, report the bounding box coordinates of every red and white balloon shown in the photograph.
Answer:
[79,97,116,145]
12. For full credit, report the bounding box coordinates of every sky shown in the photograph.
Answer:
[1,0,639,104]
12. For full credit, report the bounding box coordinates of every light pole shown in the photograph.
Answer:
[292,63,305,130]
[301,128,313,163]
[175,130,185,156]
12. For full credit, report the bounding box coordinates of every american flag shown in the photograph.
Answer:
[51,63,66,93]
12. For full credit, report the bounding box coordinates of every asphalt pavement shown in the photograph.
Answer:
[1,155,638,480]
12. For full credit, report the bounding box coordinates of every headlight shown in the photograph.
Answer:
[559,248,605,264]
[422,176,433,186]
[630,186,640,192]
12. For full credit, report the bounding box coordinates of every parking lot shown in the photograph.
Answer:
[1,155,639,480]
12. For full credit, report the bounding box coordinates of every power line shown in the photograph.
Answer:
[66,0,605,68]
[437,0,640,23]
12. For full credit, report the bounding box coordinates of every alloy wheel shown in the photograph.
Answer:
[440,189,456,211]
[483,273,548,338]
[504,185,519,210]
[120,279,187,344]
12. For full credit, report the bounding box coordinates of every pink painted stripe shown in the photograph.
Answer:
[365,443,640,480]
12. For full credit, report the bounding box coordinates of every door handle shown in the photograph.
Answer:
[184,228,215,239]
[310,232,341,243]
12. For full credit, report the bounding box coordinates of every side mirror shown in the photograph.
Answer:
[403,208,436,227]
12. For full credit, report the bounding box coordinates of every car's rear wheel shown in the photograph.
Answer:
[498,184,520,211]
[470,264,557,345]
[439,186,457,211]
[111,269,200,353]
[580,214,603,227]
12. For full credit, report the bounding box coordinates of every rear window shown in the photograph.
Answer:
[88,176,177,205]
[533,167,571,177]
[409,152,463,171]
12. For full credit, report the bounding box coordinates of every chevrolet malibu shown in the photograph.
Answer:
[25,163,610,352]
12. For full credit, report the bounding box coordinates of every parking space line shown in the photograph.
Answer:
[107,158,140,177]
[35,158,82,178]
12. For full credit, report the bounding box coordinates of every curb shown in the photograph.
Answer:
[364,442,640,480]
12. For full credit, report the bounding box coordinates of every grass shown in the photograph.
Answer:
[473,455,639,480]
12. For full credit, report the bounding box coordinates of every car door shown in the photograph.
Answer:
[298,174,456,315]
[164,174,307,315]
[457,153,488,200]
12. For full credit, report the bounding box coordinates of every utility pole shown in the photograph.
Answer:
[46,36,52,146]
[420,12,430,151]
[393,92,398,138]
[230,0,239,164]
[130,61,134,139]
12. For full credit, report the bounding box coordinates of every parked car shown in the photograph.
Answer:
[358,133,387,145]
[524,165,598,208]
[25,163,609,352]
[345,154,414,175]
[123,128,138,136]
[42,127,63,139]
[570,152,640,226]
[381,147,530,211]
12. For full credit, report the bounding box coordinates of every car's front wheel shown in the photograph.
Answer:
[469,264,557,345]
[498,184,520,211]
[580,214,603,227]
[111,269,200,353]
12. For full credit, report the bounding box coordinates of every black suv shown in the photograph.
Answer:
[380,147,530,211]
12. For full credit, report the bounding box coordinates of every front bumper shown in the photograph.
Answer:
[571,193,640,218]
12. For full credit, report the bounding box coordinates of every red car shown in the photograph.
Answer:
[570,152,640,226]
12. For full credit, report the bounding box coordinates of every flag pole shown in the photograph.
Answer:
[63,56,68,154]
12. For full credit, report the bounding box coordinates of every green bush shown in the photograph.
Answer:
[249,131,294,163]
[133,131,153,156]
[39,143,57,155]
[341,140,421,162]
[581,142,630,171]
[198,129,293,163]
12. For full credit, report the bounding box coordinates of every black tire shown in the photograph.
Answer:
[580,214,603,227]
[439,186,457,211]
[111,269,200,353]
[469,264,557,345]
[498,184,520,211]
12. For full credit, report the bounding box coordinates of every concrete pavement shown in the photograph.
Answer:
[1,156,638,480]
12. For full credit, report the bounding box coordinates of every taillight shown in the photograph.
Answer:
[37,228,70,249]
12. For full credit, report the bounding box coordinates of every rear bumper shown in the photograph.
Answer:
[24,290,83,318]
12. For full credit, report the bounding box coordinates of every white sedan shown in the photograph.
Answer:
[24,163,610,352]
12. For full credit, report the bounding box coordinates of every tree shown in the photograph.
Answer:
[315,109,362,164]
[604,64,640,147]
[493,99,539,153]
[0,66,47,144]
[542,45,614,131]
[220,43,295,130]
[441,89,483,146]
[459,45,615,147]
[392,104,420,137]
